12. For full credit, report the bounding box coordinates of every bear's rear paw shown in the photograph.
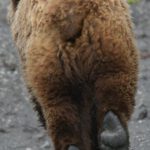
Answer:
[99,111,129,150]
[68,145,80,150]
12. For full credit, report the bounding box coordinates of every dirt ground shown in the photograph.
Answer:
[0,1,150,150]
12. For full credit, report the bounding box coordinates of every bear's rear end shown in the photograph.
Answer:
[8,0,138,150]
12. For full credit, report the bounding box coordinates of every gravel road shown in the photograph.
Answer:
[0,1,150,150]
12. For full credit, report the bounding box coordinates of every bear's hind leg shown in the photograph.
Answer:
[94,73,136,150]
[42,98,82,150]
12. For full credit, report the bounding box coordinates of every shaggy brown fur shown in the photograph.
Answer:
[8,0,138,150]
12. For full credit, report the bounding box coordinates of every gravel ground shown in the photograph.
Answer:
[0,1,150,150]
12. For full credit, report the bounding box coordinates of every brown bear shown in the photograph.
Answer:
[8,0,139,150]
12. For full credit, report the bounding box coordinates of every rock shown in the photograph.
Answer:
[0,128,8,133]
[41,141,51,149]
[136,104,148,120]
[141,52,150,60]
[26,148,32,150]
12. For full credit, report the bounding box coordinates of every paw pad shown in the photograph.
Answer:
[99,111,129,150]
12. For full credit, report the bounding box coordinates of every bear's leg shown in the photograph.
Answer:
[42,98,82,150]
[94,73,136,150]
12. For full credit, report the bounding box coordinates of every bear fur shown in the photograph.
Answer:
[8,0,138,150]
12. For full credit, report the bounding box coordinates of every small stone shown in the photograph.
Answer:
[26,148,32,150]
[137,104,148,120]
[0,128,8,133]
[41,141,51,149]
[36,133,45,140]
